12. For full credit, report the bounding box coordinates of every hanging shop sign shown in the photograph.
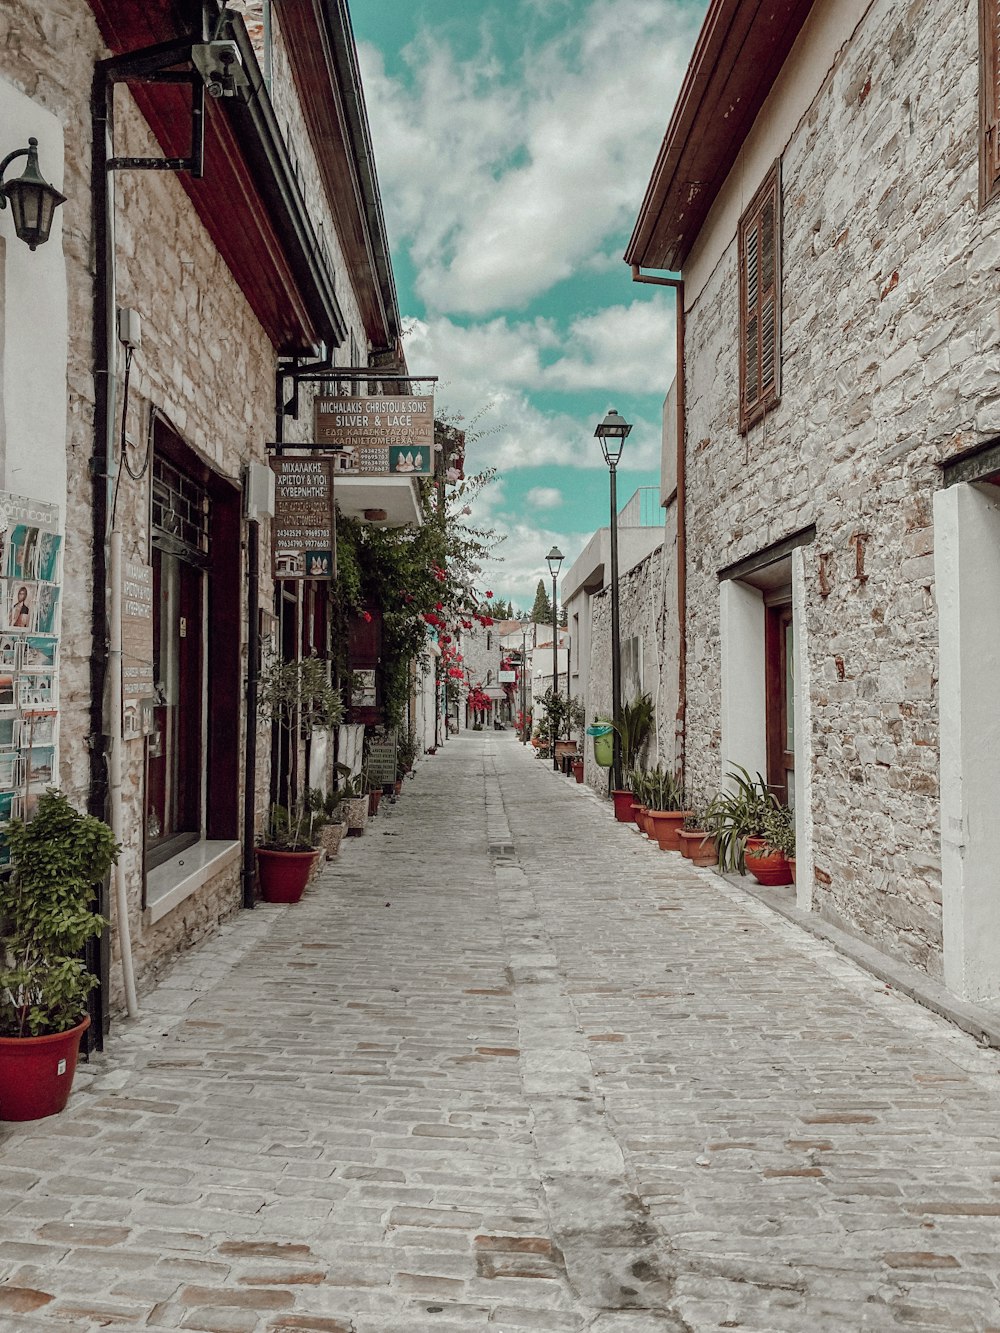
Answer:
[313,395,434,476]
[122,558,154,706]
[269,457,335,579]
[498,670,517,683]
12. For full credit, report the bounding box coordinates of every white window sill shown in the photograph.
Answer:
[144,840,241,925]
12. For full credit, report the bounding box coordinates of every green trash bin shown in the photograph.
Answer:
[586,721,614,769]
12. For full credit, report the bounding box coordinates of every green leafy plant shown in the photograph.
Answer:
[760,802,795,858]
[613,692,654,772]
[396,730,417,778]
[0,790,117,1038]
[644,765,687,812]
[705,766,781,873]
[258,654,345,851]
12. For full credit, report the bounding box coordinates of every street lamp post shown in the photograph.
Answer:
[520,627,529,743]
[594,409,632,792]
[546,546,564,771]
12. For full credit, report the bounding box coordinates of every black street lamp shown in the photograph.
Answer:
[546,545,564,770]
[0,138,66,251]
[594,409,632,791]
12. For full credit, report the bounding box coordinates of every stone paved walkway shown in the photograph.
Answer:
[4,735,1000,1332]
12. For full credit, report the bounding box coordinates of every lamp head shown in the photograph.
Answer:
[545,545,564,579]
[594,408,632,465]
[0,138,66,251]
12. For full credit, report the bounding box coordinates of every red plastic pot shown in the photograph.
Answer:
[0,1015,90,1122]
[256,847,319,903]
[647,809,690,852]
[572,760,584,784]
[677,829,718,867]
[744,837,793,886]
[612,789,637,822]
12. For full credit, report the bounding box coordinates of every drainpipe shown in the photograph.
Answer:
[92,64,139,1022]
[630,266,686,788]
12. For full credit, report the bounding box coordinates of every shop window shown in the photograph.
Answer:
[983,0,1000,204]
[738,162,782,431]
[146,425,241,874]
[148,457,209,866]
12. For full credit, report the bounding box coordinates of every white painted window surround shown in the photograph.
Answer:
[934,482,1000,1003]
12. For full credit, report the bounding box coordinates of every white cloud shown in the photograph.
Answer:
[359,0,700,316]
[526,486,563,509]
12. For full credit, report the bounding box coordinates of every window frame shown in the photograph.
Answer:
[738,161,782,433]
[981,0,1000,205]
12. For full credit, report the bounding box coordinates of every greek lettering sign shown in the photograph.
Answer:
[122,559,154,703]
[313,395,434,475]
[269,458,335,579]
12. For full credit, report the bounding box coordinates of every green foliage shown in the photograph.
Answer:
[0,790,117,1038]
[530,580,553,624]
[262,803,316,852]
[761,801,795,858]
[632,765,686,812]
[257,654,344,735]
[705,766,782,873]
[396,729,417,778]
[613,692,654,772]
[537,689,584,741]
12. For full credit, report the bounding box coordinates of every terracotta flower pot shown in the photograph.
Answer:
[788,856,797,884]
[678,828,718,867]
[612,789,636,823]
[646,809,690,852]
[0,1015,91,1122]
[394,779,403,795]
[256,847,320,903]
[368,790,382,817]
[744,837,793,886]
[572,760,585,784]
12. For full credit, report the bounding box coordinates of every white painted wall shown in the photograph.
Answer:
[719,579,767,789]
[934,482,1000,1003]
[0,80,67,509]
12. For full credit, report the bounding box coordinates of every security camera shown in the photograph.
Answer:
[191,41,251,101]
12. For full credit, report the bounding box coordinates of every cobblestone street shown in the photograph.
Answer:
[4,736,1000,1331]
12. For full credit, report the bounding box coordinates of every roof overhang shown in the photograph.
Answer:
[334,475,422,528]
[89,1,350,354]
[278,0,403,361]
[626,0,816,272]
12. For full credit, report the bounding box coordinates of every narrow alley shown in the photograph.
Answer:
[4,736,1000,1332]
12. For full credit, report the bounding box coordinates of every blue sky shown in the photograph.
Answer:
[351,0,704,608]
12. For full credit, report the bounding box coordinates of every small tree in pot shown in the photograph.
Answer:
[0,789,118,1121]
[256,654,345,902]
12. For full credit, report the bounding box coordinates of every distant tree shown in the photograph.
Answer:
[531,579,553,624]
[559,605,568,628]
[491,597,513,619]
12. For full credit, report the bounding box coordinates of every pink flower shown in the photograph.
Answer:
[362,611,372,623]
[485,590,493,598]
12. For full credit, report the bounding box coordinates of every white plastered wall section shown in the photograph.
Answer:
[934,482,1000,1003]
[719,549,814,909]
[0,80,67,509]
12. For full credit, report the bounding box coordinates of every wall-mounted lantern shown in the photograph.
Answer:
[0,137,66,251]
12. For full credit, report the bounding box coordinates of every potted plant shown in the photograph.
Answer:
[644,766,691,852]
[628,768,649,831]
[397,729,417,777]
[256,654,344,902]
[0,789,118,1122]
[306,787,347,862]
[677,807,719,867]
[339,773,370,837]
[611,693,653,820]
[752,801,796,885]
[706,766,791,885]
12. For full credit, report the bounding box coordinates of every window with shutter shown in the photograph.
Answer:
[982,0,1000,203]
[738,163,782,432]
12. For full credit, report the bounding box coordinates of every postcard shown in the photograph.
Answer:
[0,792,21,824]
[0,716,19,750]
[24,746,54,789]
[23,636,56,670]
[0,753,20,789]
[5,580,38,632]
[20,711,54,747]
[18,673,53,708]
[35,584,59,635]
[0,635,19,669]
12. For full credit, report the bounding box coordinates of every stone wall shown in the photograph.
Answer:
[585,530,678,792]
[680,0,996,975]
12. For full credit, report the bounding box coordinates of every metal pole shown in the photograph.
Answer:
[609,460,623,791]
[551,573,559,770]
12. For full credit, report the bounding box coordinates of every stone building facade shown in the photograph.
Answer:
[0,0,407,1033]
[627,0,1000,999]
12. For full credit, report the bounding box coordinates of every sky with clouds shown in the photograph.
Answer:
[350,0,705,609]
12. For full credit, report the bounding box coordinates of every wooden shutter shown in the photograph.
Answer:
[983,0,1000,202]
[738,163,782,431]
